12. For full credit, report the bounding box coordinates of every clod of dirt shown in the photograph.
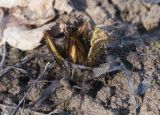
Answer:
[139,86,160,115]
[96,87,111,102]
[8,78,21,95]
[0,81,7,91]
[112,0,160,30]
[127,53,142,69]
[86,6,110,24]
[85,0,117,25]
[26,82,46,102]
[56,87,72,100]
[69,95,114,115]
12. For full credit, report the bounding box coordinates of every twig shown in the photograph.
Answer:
[9,62,51,115]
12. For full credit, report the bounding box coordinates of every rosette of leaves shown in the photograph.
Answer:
[44,17,111,67]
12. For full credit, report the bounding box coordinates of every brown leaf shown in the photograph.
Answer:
[2,16,56,50]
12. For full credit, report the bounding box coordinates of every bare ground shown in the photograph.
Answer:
[0,0,160,115]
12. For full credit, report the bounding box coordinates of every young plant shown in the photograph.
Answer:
[44,17,109,67]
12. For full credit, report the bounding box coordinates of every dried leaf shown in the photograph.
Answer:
[54,0,74,13]
[11,0,55,26]
[2,18,56,50]
[0,0,27,8]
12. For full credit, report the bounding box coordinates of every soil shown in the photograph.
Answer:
[0,0,160,115]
